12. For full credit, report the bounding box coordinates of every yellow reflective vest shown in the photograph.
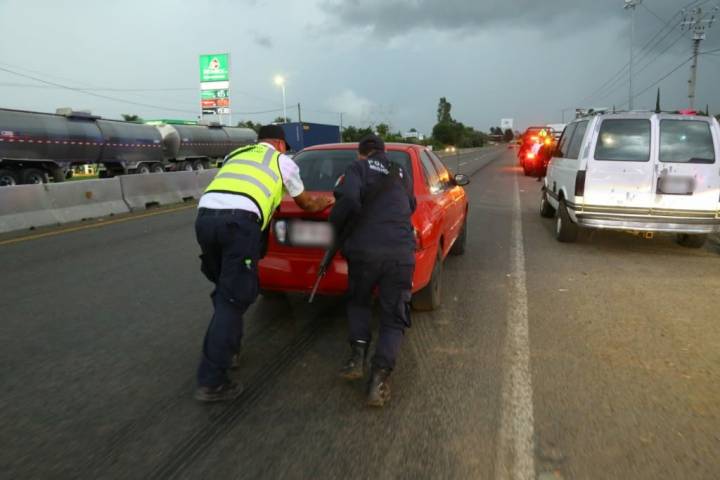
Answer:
[204,144,284,230]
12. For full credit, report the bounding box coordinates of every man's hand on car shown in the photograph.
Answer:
[293,191,335,212]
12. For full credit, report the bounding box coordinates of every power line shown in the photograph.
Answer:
[569,0,710,109]
[573,7,683,106]
[618,55,694,107]
[0,65,198,114]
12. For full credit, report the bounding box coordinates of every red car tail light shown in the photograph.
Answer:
[526,152,536,160]
[273,219,288,244]
[414,227,424,250]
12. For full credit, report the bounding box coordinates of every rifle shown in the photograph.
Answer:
[308,224,350,303]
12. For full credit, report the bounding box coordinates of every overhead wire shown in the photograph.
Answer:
[569,0,710,108]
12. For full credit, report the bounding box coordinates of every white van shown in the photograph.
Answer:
[541,112,720,247]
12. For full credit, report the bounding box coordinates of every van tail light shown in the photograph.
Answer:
[575,170,586,197]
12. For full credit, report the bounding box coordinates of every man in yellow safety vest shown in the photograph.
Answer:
[194,124,333,402]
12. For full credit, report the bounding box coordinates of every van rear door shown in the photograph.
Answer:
[652,117,719,213]
[584,118,655,209]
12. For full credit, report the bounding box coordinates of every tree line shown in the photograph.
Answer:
[124,97,518,149]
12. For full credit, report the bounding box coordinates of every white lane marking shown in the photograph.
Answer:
[495,175,535,480]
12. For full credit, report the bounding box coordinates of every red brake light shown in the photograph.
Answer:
[526,152,536,160]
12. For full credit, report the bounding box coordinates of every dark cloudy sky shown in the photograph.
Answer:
[0,0,718,133]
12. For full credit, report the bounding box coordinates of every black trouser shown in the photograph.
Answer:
[195,208,261,388]
[346,259,414,371]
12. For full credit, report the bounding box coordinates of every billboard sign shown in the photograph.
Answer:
[500,118,514,130]
[199,54,229,83]
[199,53,230,115]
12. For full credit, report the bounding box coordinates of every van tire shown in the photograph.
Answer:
[555,200,578,243]
[540,191,555,218]
[412,252,443,311]
[676,234,707,248]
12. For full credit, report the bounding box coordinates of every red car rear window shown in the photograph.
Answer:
[293,149,413,191]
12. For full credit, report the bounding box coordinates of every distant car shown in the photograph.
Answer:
[518,126,554,175]
[541,112,720,247]
[259,143,470,311]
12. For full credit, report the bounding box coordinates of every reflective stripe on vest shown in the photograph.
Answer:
[204,144,283,229]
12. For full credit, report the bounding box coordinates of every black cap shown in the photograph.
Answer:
[258,124,290,150]
[358,134,385,155]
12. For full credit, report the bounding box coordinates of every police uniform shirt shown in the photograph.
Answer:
[198,142,305,212]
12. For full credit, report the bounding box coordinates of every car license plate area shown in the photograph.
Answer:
[657,176,695,195]
[289,220,333,247]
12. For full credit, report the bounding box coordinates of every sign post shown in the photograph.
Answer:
[199,53,230,124]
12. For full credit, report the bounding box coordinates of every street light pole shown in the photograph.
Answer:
[274,75,287,122]
[625,0,642,111]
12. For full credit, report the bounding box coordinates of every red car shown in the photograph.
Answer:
[258,143,470,311]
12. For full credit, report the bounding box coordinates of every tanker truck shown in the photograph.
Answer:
[0,107,256,186]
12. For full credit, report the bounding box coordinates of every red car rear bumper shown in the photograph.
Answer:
[259,246,436,296]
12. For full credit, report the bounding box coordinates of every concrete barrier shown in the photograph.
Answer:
[119,171,200,211]
[0,184,58,233]
[196,169,218,194]
[47,178,129,224]
[0,179,131,234]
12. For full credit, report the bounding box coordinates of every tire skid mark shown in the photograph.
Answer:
[149,299,341,480]
[84,298,337,477]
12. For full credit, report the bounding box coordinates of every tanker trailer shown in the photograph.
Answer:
[0,107,103,186]
[222,125,258,164]
[151,121,256,171]
[95,119,164,177]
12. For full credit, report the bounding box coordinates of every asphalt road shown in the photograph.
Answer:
[1,147,719,479]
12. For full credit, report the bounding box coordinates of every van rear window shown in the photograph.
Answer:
[660,120,715,164]
[594,119,650,162]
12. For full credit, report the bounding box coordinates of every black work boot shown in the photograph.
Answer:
[194,381,243,403]
[339,341,368,380]
[366,368,391,407]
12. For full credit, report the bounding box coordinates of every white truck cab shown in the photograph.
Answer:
[541,112,720,247]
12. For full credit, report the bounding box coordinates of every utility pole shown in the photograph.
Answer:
[297,103,302,123]
[624,0,643,111]
[339,112,344,142]
[681,6,718,110]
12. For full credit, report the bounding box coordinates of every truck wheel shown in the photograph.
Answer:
[177,161,194,172]
[0,169,19,186]
[540,191,556,218]
[411,252,443,311]
[50,167,66,183]
[201,160,211,170]
[150,163,165,173]
[136,164,151,175]
[449,218,467,256]
[676,234,707,248]
[192,160,205,171]
[555,200,578,243]
[20,168,47,185]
